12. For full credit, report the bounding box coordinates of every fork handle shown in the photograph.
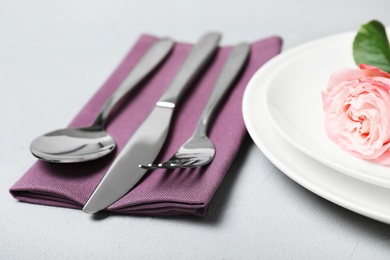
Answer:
[194,43,250,136]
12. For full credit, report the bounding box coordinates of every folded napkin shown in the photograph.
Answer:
[10,34,282,216]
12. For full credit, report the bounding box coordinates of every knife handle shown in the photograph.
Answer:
[158,32,221,106]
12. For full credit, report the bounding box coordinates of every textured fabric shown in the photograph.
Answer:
[10,34,282,216]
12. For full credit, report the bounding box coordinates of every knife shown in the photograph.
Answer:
[83,32,222,213]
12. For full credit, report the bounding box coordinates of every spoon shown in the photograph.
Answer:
[30,37,174,163]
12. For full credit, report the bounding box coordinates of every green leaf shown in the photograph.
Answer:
[353,20,390,73]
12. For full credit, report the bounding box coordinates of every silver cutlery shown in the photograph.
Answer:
[83,32,221,213]
[140,43,250,170]
[30,38,174,163]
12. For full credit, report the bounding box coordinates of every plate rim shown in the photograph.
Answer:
[262,29,390,189]
[242,30,390,224]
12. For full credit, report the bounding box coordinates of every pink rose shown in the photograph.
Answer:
[322,64,390,165]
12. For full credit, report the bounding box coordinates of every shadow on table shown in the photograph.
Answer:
[275,166,390,238]
[167,133,254,225]
[311,187,390,234]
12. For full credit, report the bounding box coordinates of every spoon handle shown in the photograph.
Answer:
[92,37,174,128]
[194,43,250,137]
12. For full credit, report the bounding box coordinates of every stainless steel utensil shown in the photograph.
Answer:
[30,38,174,163]
[140,43,250,170]
[83,32,221,214]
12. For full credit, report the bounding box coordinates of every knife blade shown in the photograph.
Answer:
[83,32,222,213]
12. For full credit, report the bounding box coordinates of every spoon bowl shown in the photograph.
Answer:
[30,127,115,163]
[30,38,174,163]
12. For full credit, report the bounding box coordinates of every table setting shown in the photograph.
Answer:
[3,0,390,259]
[10,33,282,216]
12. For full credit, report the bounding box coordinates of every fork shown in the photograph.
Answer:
[139,43,250,170]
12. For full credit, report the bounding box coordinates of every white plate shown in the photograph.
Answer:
[242,33,390,224]
[263,30,390,189]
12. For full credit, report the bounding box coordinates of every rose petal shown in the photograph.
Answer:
[322,65,390,164]
[360,64,390,78]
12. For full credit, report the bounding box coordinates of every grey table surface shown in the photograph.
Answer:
[2,0,390,259]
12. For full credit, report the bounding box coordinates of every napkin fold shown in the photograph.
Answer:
[10,34,282,216]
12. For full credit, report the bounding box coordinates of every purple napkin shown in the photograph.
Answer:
[10,34,282,216]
